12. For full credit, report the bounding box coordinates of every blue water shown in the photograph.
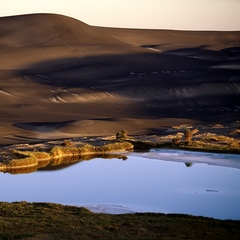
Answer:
[1,149,240,220]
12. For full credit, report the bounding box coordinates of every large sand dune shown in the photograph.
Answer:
[0,13,240,144]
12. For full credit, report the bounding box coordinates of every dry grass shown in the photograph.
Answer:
[201,134,235,142]
[0,142,133,173]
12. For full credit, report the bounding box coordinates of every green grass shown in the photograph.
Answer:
[0,202,239,240]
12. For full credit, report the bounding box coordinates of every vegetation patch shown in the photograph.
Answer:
[116,129,128,140]
[0,202,240,240]
[0,142,133,173]
[122,125,240,154]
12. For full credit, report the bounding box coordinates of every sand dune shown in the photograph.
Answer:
[0,13,240,144]
[101,27,240,50]
[0,13,122,47]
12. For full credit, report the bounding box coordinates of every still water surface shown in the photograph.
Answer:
[1,149,240,220]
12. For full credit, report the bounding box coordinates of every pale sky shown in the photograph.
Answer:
[1,0,240,30]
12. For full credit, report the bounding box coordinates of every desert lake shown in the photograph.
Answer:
[1,149,240,220]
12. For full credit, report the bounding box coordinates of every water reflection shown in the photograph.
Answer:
[132,149,240,169]
[185,162,193,167]
[1,149,240,220]
[1,153,128,174]
[39,154,127,171]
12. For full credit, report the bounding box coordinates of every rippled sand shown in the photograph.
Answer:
[0,13,239,144]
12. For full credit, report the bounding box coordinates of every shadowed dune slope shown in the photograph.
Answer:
[0,13,240,144]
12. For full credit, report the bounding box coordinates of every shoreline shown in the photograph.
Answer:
[1,123,239,173]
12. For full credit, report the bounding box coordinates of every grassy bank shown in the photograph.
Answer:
[122,126,240,154]
[126,139,240,154]
[0,142,133,173]
[0,202,240,240]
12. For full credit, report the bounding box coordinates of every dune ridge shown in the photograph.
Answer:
[0,13,240,144]
[0,13,123,47]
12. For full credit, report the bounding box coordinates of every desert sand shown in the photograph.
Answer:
[0,13,240,145]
